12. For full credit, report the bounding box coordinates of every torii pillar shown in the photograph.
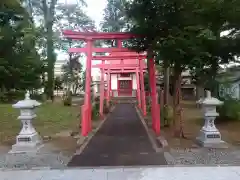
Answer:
[99,60,105,119]
[107,68,111,107]
[148,57,160,135]
[135,69,141,108]
[139,59,147,116]
[81,39,93,136]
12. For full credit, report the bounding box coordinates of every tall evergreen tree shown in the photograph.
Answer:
[101,0,127,32]
[0,0,43,92]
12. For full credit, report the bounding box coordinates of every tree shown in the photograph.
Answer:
[101,0,127,32]
[0,0,43,92]
[23,0,92,100]
[61,57,83,95]
[101,0,128,47]
[126,0,240,137]
[54,76,63,95]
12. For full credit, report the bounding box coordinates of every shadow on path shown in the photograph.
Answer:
[68,103,167,167]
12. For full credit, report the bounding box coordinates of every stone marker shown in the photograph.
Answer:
[196,91,227,148]
[9,91,43,153]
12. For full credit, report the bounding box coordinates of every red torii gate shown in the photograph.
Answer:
[62,30,160,136]
[92,53,148,118]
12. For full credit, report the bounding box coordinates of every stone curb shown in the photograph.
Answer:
[135,106,163,153]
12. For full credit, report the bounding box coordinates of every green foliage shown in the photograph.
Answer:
[0,2,43,92]
[101,0,127,32]
[0,90,25,103]
[26,0,93,100]
[217,98,240,122]
[54,76,63,91]
[91,103,99,120]
[61,57,84,94]
[125,0,240,136]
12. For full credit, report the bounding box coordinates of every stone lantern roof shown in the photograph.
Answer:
[13,91,41,109]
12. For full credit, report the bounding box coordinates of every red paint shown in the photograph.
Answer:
[63,30,137,40]
[81,40,93,136]
[139,59,147,116]
[63,30,148,136]
[99,60,105,119]
[148,58,160,135]
[107,69,111,106]
[93,54,146,60]
[92,64,142,68]
[107,70,147,73]
[69,47,136,53]
[135,69,141,108]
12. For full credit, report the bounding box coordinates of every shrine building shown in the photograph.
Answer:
[92,59,147,98]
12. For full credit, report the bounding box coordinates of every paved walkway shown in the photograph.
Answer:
[68,104,167,167]
[1,166,240,180]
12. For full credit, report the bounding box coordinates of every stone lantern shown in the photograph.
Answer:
[196,91,227,148]
[9,91,43,153]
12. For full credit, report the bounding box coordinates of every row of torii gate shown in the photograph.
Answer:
[63,30,160,137]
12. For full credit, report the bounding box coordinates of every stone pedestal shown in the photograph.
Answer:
[9,91,43,153]
[196,91,227,148]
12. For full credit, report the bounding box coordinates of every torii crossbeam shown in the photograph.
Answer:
[63,29,160,137]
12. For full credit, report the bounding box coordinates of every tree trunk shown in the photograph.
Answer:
[196,85,204,100]
[173,67,184,138]
[46,24,55,101]
[163,61,170,105]
[43,0,57,101]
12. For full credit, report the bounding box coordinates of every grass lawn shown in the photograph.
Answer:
[0,101,80,145]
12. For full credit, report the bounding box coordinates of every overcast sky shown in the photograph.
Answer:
[85,0,107,28]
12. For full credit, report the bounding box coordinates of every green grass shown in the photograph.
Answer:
[0,101,80,145]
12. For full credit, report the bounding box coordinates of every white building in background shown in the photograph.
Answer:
[54,59,66,77]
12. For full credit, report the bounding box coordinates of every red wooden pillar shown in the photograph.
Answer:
[107,69,111,106]
[81,39,93,136]
[135,69,141,108]
[139,59,147,116]
[99,60,105,119]
[148,57,160,135]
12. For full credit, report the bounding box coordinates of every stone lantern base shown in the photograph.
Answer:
[196,129,228,148]
[9,132,43,154]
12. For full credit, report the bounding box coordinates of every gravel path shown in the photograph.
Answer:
[165,147,240,165]
[0,143,72,170]
[0,152,70,169]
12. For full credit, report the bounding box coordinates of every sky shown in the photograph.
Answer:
[85,0,107,28]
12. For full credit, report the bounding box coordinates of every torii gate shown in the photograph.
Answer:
[92,53,148,118]
[62,30,160,136]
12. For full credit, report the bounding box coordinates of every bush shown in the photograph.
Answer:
[94,99,100,110]
[217,98,240,122]
[92,102,99,120]
[0,90,25,103]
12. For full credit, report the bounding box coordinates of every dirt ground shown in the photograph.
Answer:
[160,101,240,149]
